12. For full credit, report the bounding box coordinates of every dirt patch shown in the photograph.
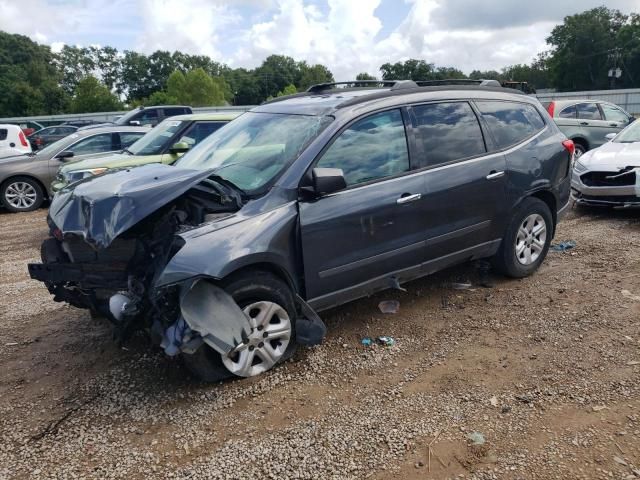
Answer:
[1,206,640,479]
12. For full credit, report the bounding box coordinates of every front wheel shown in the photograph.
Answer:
[182,271,296,382]
[492,197,553,278]
[1,176,44,212]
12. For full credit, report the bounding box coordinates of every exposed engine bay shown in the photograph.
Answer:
[28,164,326,379]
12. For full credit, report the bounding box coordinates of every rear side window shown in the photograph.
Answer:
[0,129,8,141]
[412,102,486,166]
[476,101,546,150]
[69,133,114,154]
[559,105,577,119]
[601,104,629,123]
[317,109,410,187]
[577,103,602,120]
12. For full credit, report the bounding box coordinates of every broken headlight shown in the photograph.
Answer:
[573,160,587,174]
[64,167,109,183]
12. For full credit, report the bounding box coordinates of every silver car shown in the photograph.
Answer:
[572,119,640,207]
[545,99,634,158]
[0,126,148,212]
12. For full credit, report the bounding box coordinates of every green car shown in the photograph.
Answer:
[52,112,241,192]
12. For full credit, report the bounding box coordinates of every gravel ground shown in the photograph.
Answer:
[0,206,639,480]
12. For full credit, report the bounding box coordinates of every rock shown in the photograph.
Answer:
[467,432,485,445]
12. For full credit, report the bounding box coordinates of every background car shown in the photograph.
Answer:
[545,99,634,158]
[13,121,45,137]
[53,112,241,190]
[0,126,147,212]
[0,124,32,158]
[28,125,78,149]
[112,105,193,127]
[571,119,640,207]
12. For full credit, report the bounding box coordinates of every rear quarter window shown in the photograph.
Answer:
[475,101,546,150]
[0,129,7,141]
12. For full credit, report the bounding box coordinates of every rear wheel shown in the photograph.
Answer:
[492,197,553,278]
[573,142,586,159]
[1,176,44,212]
[182,271,296,382]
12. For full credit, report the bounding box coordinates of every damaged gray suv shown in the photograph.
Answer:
[29,80,572,381]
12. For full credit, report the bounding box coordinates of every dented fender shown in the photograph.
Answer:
[155,202,301,290]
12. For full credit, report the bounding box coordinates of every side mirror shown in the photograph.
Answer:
[170,141,190,154]
[129,120,141,126]
[55,150,74,161]
[630,116,636,123]
[605,133,617,141]
[312,167,347,195]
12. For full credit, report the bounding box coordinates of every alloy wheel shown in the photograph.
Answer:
[515,213,547,266]
[4,181,37,210]
[222,301,292,377]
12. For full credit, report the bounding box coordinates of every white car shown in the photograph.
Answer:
[571,119,640,207]
[0,124,32,158]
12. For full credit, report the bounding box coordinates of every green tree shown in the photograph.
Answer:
[55,45,96,94]
[254,55,302,100]
[546,7,629,91]
[70,75,123,113]
[277,84,298,97]
[356,72,377,80]
[0,31,68,116]
[298,63,334,90]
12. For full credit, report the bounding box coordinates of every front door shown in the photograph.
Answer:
[576,102,615,149]
[299,108,426,306]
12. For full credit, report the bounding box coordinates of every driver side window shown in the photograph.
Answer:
[68,134,113,155]
[316,109,410,187]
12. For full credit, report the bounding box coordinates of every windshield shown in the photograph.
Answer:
[127,119,184,155]
[614,120,640,143]
[176,112,332,192]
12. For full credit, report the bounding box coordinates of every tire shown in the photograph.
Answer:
[492,197,553,278]
[1,176,44,213]
[573,142,587,159]
[182,271,297,382]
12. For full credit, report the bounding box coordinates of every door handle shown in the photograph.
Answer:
[579,121,589,126]
[486,171,505,180]
[609,123,618,127]
[396,193,421,205]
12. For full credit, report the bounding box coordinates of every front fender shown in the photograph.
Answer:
[155,202,300,290]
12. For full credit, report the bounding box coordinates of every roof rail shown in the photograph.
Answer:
[306,80,418,93]
[415,78,502,88]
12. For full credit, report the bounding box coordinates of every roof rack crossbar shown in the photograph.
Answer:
[306,80,418,93]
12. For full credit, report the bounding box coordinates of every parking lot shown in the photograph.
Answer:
[0,207,638,479]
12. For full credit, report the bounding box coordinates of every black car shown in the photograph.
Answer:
[28,125,78,149]
[29,80,572,381]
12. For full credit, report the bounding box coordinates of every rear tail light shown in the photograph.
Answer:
[547,101,555,117]
[562,139,575,157]
[18,131,28,147]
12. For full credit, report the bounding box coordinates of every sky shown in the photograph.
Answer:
[1,0,638,80]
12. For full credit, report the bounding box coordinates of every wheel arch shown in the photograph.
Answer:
[219,261,300,297]
[529,189,557,237]
[570,136,589,151]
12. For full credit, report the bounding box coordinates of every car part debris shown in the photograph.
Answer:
[295,296,327,346]
[376,336,395,347]
[180,279,251,355]
[467,432,486,445]
[550,240,576,252]
[361,337,373,347]
[449,282,474,290]
[388,276,407,292]
[378,300,400,314]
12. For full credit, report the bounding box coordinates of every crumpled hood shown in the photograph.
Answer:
[579,142,640,171]
[49,163,214,248]
[59,152,165,174]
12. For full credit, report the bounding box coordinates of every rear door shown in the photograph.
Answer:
[410,101,507,262]
[299,108,427,305]
[576,102,611,149]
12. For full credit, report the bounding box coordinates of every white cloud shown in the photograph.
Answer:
[1,0,638,79]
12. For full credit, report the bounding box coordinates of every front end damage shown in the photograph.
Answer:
[28,164,325,378]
